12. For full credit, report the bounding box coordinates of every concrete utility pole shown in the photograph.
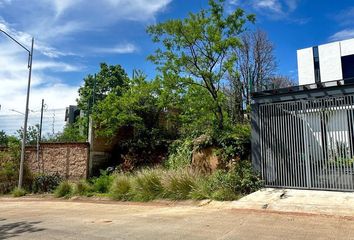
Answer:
[36,99,44,172]
[0,29,34,189]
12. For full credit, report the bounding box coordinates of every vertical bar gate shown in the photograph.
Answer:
[259,95,354,191]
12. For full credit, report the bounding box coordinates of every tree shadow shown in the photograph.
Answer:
[0,220,45,239]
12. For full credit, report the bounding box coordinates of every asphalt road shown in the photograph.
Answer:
[0,198,354,240]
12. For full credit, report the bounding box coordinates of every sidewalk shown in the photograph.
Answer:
[229,188,354,217]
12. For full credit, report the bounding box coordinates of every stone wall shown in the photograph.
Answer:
[24,142,89,180]
[26,143,89,180]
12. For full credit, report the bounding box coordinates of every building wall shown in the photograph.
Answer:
[0,143,89,180]
[297,47,315,85]
[297,38,354,85]
[318,42,343,82]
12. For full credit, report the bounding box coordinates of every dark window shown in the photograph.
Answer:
[342,54,354,81]
[313,46,321,83]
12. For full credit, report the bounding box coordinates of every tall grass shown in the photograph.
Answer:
[131,168,164,202]
[53,160,262,202]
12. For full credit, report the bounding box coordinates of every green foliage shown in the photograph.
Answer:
[0,130,8,146]
[109,174,133,201]
[190,161,262,201]
[17,125,39,145]
[11,187,26,197]
[163,169,197,200]
[91,170,114,193]
[78,63,129,113]
[74,180,94,196]
[215,124,251,163]
[147,0,254,130]
[52,123,86,142]
[131,168,164,201]
[32,173,62,193]
[165,138,193,170]
[54,181,73,198]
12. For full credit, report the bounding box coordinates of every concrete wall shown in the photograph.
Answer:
[1,143,89,180]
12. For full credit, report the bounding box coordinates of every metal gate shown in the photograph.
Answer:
[259,94,354,191]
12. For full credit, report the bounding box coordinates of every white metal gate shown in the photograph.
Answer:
[259,95,354,191]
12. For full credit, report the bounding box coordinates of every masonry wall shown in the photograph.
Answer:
[0,142,89,180]
[27,142,90,180]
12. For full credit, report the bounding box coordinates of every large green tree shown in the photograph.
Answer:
[77,63,129,113]
[147,0,254,130]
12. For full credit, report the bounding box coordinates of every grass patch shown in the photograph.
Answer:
[73,180,93,196]
[91,171,114,193]
[54,181,72,198]
[109,174,133,201]
[163,169,197,200]
[131,168,164,202]
[11,187,26,197]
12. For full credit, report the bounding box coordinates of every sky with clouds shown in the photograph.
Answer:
[0,0,354,127]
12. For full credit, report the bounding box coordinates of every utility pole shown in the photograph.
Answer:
[18,37,34,189]
[36,99,44,172]
[0,30,34,189]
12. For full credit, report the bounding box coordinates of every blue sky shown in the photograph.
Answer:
[0,0,354,115]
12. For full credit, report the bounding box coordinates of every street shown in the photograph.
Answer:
[0,198,353,240]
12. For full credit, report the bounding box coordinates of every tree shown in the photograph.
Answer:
[147,0,255,130]
[17,125,39,145]
[52,123,86,142]
[0,130,8,146]
[235,29,277,107]
[77,63,129,113]
[267,75,295,89]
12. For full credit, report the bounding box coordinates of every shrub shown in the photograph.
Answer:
[54,181,72,198]
[32,173,62,193]
[131,168,164,201]
[12,187,26,197]
[109,174,133,201]
[74,180,94,196]
[163,169,197,200]
[91,170,114,193]
[165,138,193,170]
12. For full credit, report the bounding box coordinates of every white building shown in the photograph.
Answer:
[297,38,354,85]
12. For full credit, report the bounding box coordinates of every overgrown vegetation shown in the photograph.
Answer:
[52,162,262,201]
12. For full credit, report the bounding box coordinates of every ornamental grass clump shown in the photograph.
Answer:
[74,180,94,196]
[54,181,72,198]
[11,187,26,197]
[163,169,197,200]
[109,174,133,201]
[131,168,164,202]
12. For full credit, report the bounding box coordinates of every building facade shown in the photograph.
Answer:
[297,38,354,85]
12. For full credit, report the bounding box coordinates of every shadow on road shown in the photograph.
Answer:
[0,220,45,239]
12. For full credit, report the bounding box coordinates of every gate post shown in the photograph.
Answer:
[251,103,261,174]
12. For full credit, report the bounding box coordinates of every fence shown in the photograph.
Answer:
[252,80,354,191]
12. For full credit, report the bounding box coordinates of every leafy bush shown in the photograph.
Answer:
[32,173,62,193]
[131,169,164,201]
[163,169,197,200]
[165,138,193,170]
[91,170,114,193]
[12,187,26,197]
[109,174,133,201]
[74,180,94,196]
[190,161,262,201]
[54,181,72,198]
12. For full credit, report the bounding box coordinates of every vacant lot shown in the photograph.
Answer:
[0,198,353,240]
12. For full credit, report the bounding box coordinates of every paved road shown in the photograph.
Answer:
[0,198,354,240]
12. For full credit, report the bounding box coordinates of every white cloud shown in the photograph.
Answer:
[253,0,283,14]
[329,29,354,42]
[0,0,172,133]
[94,43,138,54]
